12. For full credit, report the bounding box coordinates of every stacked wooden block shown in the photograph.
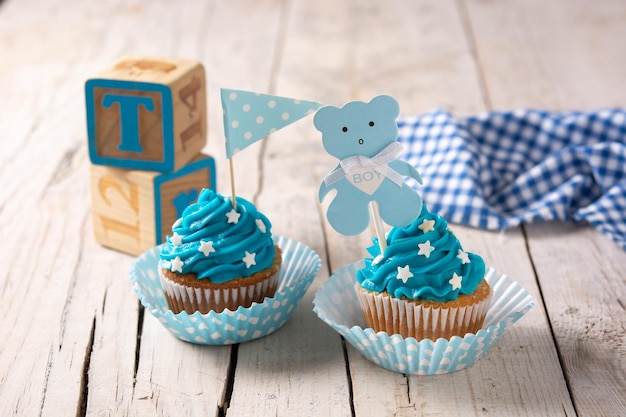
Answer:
[85,57,216,256]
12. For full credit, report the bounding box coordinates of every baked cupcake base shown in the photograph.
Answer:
[160,246,282,314]
[355,280,491,340]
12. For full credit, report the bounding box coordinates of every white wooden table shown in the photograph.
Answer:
[1,1,625,416]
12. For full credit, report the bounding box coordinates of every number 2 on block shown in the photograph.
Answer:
[98,175,141,242]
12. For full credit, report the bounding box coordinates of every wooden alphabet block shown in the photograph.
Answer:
[86,56,207,172]
[90,154,216,256]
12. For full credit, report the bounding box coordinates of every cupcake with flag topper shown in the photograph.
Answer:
[132,88,323,344]
[159,188,283,314]
[312,95,533,374]
[158,89,321,315]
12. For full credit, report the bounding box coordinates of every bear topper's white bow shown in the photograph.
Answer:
[323,141,405,186]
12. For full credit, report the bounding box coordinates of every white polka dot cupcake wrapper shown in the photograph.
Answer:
[131,236,321,345]
[313,263,534,375]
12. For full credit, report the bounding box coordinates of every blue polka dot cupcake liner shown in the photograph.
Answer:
[313,263,534,375]
[131,236,321,345]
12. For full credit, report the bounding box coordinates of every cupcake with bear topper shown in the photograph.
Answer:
[132,88,323,344]
[312,95,533,374]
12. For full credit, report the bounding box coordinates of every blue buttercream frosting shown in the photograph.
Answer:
[356,204,486,302]
[160,189,276,284]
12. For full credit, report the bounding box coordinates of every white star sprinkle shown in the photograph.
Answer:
[396,265,414,283]
[226,208,241,224]
[418,219,435,233]
[170,256,183,273]
[198,240,215,256]
[255,218,266,233]
[170,232,183,246]
[417,240,435,258]
[449,273,462,290]
[242,251,257,268]
[457,250,470,264]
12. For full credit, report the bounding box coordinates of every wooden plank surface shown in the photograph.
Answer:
[0,0,624,416]
[221,2,353,415]
[126,1,287,416]
[466,0,626,414]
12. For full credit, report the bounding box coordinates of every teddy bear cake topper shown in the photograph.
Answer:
[315,95,424,245]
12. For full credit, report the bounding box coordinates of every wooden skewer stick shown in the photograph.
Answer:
[369,201,387,255]
[228,157,237,209]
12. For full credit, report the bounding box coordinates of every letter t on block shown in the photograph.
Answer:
[101,94,155,153]
[85,56,207,172]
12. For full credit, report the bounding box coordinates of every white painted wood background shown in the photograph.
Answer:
[1,0,625,416]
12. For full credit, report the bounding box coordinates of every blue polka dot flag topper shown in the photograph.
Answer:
[221,88,322,158]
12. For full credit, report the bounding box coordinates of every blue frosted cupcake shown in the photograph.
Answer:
[356,204,490,340]
[159,189,282,314]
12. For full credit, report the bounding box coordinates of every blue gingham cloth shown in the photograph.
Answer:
[397,109,626,251]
